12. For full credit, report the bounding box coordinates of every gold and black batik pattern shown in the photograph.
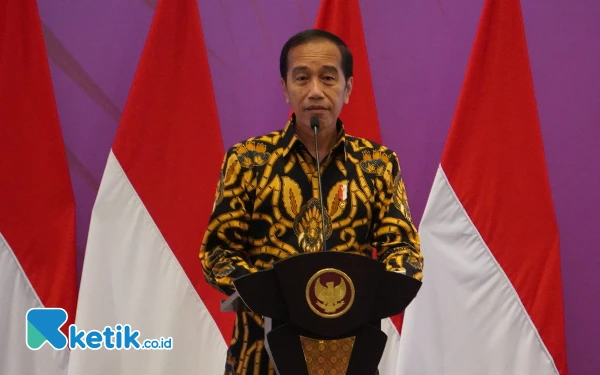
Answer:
[200,116,423,375]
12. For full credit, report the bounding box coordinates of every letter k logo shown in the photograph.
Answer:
[26,308,68,350]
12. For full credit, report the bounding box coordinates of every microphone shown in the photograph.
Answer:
[310,116,328,252]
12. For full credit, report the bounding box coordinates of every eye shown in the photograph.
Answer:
[295,75,308,82]
[323,76,335,81]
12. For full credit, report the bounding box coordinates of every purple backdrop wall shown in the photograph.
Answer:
[37,0,600,373]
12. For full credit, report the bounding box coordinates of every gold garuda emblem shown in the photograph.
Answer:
[306,268,355,318]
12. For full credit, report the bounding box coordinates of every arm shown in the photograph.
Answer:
[199,148,258,295]
[370,151,423,280]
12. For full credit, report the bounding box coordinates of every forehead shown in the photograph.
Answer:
[287,40,342,71]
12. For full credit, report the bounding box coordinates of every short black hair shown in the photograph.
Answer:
[279,29,353,81]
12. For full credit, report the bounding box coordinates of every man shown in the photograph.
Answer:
[200,29,423,375]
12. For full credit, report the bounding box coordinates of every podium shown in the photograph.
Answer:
[222,251,421,375]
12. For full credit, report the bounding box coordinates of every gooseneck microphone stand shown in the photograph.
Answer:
[310,116,328,252]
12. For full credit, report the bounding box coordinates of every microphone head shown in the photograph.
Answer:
[310,116,320,130]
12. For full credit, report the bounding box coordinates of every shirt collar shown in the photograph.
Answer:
[279,114,348,161]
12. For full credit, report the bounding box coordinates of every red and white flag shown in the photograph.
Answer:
[67,0,229,373]
[314,0,381,143]
[0,0,77,373]
[314,1,405,373]
[397,0,569,373]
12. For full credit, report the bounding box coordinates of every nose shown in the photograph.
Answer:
[308,78,325,99]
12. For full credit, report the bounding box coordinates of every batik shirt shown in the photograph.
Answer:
[199,117,423,375]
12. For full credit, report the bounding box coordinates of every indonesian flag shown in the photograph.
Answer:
[314,0,381,143]
[0,0,77,374]
[67,0,229,373]
[397,0,569,374]
[314,1,404,374]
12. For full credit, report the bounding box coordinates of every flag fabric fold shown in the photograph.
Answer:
[67,0,229,373]
[0,0,77,374]
[397,0,569,373]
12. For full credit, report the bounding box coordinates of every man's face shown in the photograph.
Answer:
[281,40,353,132]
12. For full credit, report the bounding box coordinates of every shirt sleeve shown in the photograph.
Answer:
[370,151,423,281]
[199,147,258,295]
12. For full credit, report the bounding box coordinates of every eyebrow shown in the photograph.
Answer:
[291,65,340,75]
[320,65,339,75]
[291,66,310,76]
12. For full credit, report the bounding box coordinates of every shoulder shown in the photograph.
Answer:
[224,129,285,169]
[345,134,400,167]
[345,134,404,192]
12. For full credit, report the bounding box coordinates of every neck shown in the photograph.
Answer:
[295,119,338,162]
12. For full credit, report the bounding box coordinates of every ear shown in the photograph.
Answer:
[281,77,290,104]
[343,77,353,104]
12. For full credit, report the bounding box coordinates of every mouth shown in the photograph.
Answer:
[305,105,328,112]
